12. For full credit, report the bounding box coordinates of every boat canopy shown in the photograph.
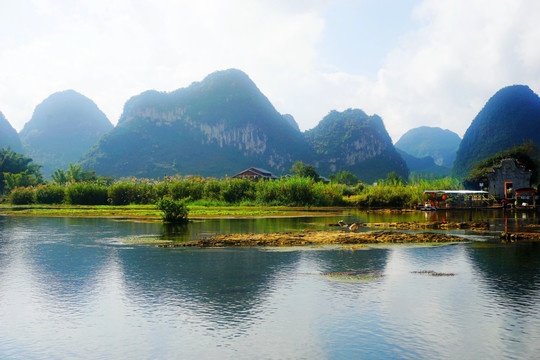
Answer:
[423,190,489,195]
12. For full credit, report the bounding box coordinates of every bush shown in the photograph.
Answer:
[156,197,189,223]
[10,187,35,205]
[66,182,109,205]
[35,184,65,204]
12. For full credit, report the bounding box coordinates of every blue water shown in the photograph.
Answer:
[1,214,540,359]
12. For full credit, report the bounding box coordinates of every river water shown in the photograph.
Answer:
[1,210,540,359]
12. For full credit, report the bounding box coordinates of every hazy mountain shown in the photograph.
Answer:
[395,126,461,168]
[80,69,309,178]
[397,149,451,177]
[0,111,23,153]
[453,85,540,178]
[19,90,113,177]
[304,109,409,183]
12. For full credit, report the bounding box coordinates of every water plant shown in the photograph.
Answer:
[156,197,189,223]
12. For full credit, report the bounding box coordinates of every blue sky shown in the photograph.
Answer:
[1,0,539,142]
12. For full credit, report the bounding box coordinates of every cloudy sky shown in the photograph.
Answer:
[1,0,540,142]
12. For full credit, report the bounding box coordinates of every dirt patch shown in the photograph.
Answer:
[159,229,468,248]
[329,221,489,231]
[500,232,540,242]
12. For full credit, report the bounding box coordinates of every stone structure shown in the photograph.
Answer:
[487,159,531,199]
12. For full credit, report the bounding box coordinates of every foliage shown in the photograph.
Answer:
[52,163,98,184]
[330,170,358,186]
[156,197,189,223]
[290,161,320,180]
[65,182,109,205]
[353,176,462,208]
[0,148,43,193]
[222,178,255,203]
[35,184,65,204]
[9,187,36,205]
[169,177,204,201]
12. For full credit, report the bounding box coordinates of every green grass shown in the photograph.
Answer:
[0,203,342,219]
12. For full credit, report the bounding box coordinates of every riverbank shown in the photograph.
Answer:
[159,229,468,248]
[0,204,347,220]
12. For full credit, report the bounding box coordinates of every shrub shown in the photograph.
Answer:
[10,187,35,205]
[66,182,109,205]
[156,197,189,223]
[35,184,65,204]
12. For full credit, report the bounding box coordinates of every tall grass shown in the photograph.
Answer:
[354,177,463,208]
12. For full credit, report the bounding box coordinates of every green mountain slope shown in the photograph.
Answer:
[0,111,23,152]
[304,109,409,183]
[19,90,113,177]
[80,69,309,178]
[395,126,461,168]
[453,85,540,178]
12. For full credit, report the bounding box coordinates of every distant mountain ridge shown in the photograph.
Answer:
[80,69,408,181]
[395,126,461,168]
[19,90,113,177]
[0,111,23,152]
[453,85,540,178]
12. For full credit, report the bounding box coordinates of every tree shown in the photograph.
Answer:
[290,161,320,180]
[0,148,43,193]
[52,163,98,184]
[382,171,404,186]
[330,170,358,186]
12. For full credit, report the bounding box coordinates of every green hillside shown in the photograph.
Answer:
[80,69,309,178]
[304,109,409,183]
[453,85,540,178]
[19,90,113,177]
[395,126,461,168]
[0,111,23,152]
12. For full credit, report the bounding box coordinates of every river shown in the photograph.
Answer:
[0,210,539,359]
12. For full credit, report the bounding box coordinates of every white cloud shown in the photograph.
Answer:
[1,0,540,146]
[366,0,540,141]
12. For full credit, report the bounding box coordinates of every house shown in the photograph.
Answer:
[486,158,532,200]
[232,167,278,180]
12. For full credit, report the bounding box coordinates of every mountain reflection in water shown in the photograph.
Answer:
[0,213,540,359]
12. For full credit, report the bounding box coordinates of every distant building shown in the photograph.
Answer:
[232,167,278,180]
[487,158,532,199]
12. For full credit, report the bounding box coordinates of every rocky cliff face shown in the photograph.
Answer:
[80,69,309,178]
[305,109,409,182]
[0,111,23,153]
[19,90,113,177]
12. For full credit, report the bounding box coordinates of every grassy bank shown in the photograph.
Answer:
[0,204,345,220]
[1,175,464,211]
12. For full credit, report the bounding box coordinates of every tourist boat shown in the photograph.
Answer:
[421,190,491,209]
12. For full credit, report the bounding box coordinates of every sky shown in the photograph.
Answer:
[1,0,540,142]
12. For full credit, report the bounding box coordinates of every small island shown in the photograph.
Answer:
[159,229,468,248]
